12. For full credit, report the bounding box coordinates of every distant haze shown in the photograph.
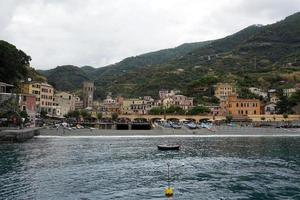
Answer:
[0,0,300,69]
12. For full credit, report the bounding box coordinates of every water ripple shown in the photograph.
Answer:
[0,136,300,199]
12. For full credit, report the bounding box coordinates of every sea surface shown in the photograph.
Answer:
[0,135,300,200]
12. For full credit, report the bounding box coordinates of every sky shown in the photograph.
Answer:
[0,0,300,70]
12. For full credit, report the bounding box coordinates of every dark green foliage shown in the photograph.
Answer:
[149,107,164,115]
[40,110,48,118]
[66,110,80,120]
[20,110,29,123]
[237,88,260,99]
[80,110,91,120]
[165,106,185,115]
[38,65,90,91]
[111,112,118,121]
[0,98,21,122]
[187,106,210,115]
[0,40,31,84]
[97,112,103,120]
[226,115,233,123]
[277,90,300,114]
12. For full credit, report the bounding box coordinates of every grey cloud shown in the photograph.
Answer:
[0,0,299,69]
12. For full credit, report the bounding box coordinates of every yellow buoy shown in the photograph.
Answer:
[164,163,174,198]
[165,187,174,197]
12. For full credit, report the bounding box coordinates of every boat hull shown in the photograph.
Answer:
[157,145,180,151]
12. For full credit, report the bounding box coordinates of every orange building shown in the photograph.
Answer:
[220,95,261,116]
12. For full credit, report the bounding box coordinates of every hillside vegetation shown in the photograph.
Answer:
[0,40,44,86]
[40,12,300,102]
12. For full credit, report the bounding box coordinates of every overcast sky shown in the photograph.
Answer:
[0,0,299,69]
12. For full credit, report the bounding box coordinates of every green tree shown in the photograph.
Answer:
[0,40,31,84]
[97,112,103,121]
[149,107,164,115]
[40,110,48,118]
[165,106,185,115]
[276,93,293,114]
[20,110,29,123]
[187,106,210,115]
[80,110,91,121]
[111,112,118,121]
[226,114,233,123]
[66,110,80,120]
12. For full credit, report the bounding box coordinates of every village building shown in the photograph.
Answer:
[270,96,279,104]
[0,82,14,103]
[52,91,76,117]
[74,96,83,110]
[249,87,268,99]
[122,97,153,115]
[214,83,237,101]
[283,88,296,97]
[264,103,276,115]
[220,95,261,116]
[19,93,36,125]
[82,81,95,109]
[99,94,122,115]
[21,82,54,114]
[206,105,221,116]
[172,95,194,110]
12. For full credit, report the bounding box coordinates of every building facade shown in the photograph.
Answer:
[0,82,14,103]
[122,98,153,115]
[249,87,268,99]
[21,82,54,113]
[220,95,261,116]
[214,83,237,101]
[283,88,296,97]
[19,94,36,125]
[82,81,94,109]
[52,91,76,117]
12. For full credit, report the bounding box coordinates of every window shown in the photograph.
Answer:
[23,96,27,101]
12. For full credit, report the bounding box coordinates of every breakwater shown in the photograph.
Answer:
[0,127,41,142]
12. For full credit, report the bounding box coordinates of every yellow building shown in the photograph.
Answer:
[21,82,54,113]
[122,98,151,115]
[214,83,237,101]
[221,95,261,116]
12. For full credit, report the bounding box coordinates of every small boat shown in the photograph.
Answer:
[157,144,180,151]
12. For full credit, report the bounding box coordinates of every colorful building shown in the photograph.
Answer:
[19,94,36,125]
[214,83,237,101]
[21,82,54,113]
[122,98,153,115]
[220,95,261,116]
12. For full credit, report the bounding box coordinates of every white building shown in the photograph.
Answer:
[249,87,268,99]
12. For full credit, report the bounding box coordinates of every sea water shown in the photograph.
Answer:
[0,136,299,199]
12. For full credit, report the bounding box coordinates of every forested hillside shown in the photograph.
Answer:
[40,12,300,103]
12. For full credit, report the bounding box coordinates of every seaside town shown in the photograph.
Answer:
[1,2,300,199]
[1,80,300,129]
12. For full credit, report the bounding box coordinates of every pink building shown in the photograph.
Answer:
[19,94,36,126]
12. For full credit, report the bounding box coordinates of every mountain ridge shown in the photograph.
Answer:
[39,12,300,101]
